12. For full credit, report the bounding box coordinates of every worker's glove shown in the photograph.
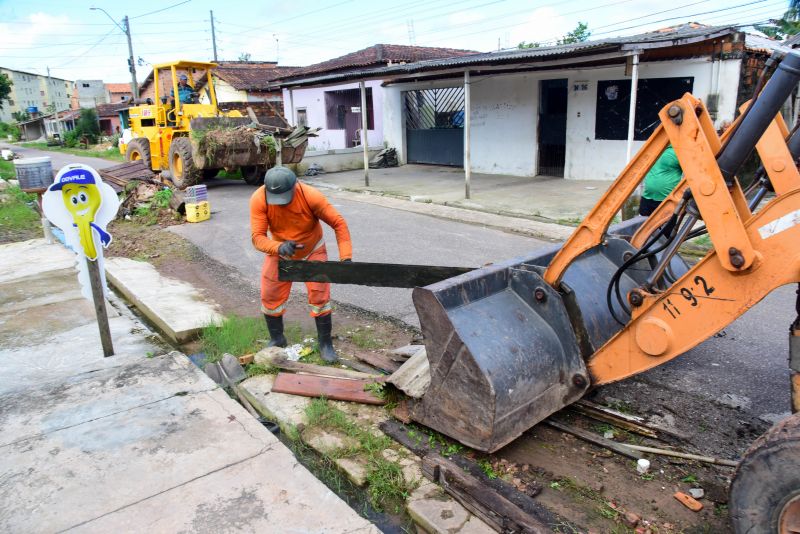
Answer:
[341,258,352,263]
[278,240,303,257]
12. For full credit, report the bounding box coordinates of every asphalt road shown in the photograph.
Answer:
[5,143,794,422]
[170,177,795,423]
[168,178,543,326]
[0,142,119,172]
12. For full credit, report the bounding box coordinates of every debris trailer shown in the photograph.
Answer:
[283,51,800,533]
[117,60,314,189]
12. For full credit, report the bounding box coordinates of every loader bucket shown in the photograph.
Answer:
[410,219,688,452]
[188,118,310,169]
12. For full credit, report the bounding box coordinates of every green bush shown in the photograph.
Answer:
[0,121,19,141]
[75,108,100,144]
[63,130,79,148]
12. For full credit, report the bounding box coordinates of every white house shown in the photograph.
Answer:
[274,44,477,169]
[275,24,780,181]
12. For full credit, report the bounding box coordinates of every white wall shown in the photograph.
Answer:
[282,80,384,151]
[564,58,741,181]
[202,77,247,103]
[384,57,742,180]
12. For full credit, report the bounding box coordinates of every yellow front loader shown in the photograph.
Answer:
[120,60,306,188]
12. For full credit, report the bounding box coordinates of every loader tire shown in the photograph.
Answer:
[125,138,151,168]
[241,165,266,186]
[730,411,800,533]
[169,137,201,189]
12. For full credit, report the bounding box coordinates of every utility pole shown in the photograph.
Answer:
[210,10,218,62]
[90,8,138,99]
[124,16,139,99]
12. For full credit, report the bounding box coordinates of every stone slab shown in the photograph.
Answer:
[241,374,312,434]
[0,238,76,284]
[408,493,471,534]
[0,352,213,445]
[336,457,369,487]
[104,257,223,343]
[69,449,379,534]
[388,348,430,399]
[305,427,359,455]
[0,355,375,533]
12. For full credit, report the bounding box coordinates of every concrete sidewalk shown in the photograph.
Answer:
[305,164,610,224]
[0,239,378,533]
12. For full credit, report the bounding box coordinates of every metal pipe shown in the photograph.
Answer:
[645,212,697,289]
[464,70,472,199]
[360,81,369,187]
[717,53,800,183]
[626,52,640,163]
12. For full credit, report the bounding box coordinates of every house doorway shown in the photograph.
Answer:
[537,79,568,177]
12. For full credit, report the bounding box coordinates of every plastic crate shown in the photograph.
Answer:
[185,201,210,223]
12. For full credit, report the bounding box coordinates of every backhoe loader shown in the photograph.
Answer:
[277,51,800,530]
[406,51,800,533]
[120,60,310,188]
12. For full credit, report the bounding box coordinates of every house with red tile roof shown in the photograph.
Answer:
[272,44,477,158]
[105,83,133,104]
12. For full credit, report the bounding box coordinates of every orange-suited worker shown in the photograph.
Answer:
[250,166,352,362]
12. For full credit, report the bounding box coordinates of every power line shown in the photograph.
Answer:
[130,0,193,20]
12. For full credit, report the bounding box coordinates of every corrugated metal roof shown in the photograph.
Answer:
[273,24,745,88]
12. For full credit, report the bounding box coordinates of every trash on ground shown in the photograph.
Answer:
[673,491,703,511]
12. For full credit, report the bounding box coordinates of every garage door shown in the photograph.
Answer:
[404,87,464,166]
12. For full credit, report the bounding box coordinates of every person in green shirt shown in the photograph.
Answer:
[639,145,683,216]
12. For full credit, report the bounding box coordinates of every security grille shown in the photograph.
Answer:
[404,87,465,166]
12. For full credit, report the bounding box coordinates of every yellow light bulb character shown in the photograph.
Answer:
[52,170,111,260]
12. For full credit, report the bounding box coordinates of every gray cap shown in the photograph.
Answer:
[264,166,297,205]
[179,74,188,81]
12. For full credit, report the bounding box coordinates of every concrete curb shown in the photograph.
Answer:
[308,180,575,242]
[104,257,223,344]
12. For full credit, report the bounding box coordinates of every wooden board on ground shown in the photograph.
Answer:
[271,372,385,405]
[270,355,383,381]
[353,351,400,373]
[545,419,643,460]
[423,454,549,533]
[381,420,565,533]
[99,161,157,192]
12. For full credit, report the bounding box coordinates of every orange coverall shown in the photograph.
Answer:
[249,182,352,317]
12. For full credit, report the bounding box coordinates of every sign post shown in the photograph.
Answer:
[42,164,120,357]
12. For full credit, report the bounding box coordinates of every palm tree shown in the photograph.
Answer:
[756,0,800,39]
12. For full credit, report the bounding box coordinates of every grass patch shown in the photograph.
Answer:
[305,398,416,512]
[0,159,15,180]
[349,328,383,349]
[246,363,278,377]
[0,185,40,242]
[478,459,499,479]
[20,142,125,161]
[200,315,268,363]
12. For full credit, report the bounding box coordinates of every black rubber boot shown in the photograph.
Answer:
[264,314,287,348]
[315,313,338,363]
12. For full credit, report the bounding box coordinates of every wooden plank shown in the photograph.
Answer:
[569,404,658,438]
[423,454,550,533]
[271,372,385,405]
[338,357,382,375]
[278,260,475,288]
[353,351,400,373]
[545,420,643,460]
[381,420,567,531]
[268,355,383,381]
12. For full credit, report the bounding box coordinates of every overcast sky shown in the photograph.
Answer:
[0,0,790,83]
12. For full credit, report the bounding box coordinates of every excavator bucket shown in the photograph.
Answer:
[410,219,689,452]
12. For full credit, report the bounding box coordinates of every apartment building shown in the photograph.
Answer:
[0,67,72,123]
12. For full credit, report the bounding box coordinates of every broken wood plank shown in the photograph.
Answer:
[271,372,385,405]
[238,353,255,366]
[622,444,739,467]
[380,420,564,532]
[245,106,259,124]
[338,357,382,375]
[353,351,400,373]
[423,454,550,533]
[269,355,383,381]
[569,403,658,439]
[545,420,643,460]
[278,259,475,288]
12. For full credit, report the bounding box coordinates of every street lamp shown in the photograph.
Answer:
[89,7,139,99]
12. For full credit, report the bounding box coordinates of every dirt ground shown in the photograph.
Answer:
[106,214,753,534]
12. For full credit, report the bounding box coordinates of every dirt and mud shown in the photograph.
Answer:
[105,213,772,534]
